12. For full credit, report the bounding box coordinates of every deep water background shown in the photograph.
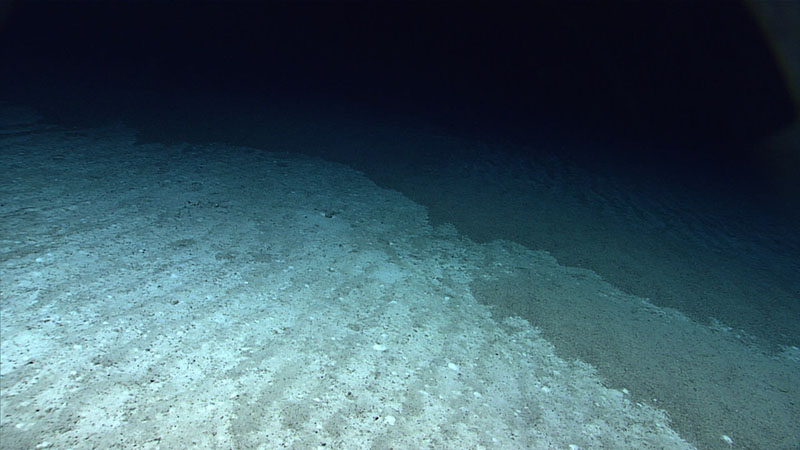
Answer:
[1,0,795,159]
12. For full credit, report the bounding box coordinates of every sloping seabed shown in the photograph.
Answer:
[1,106,798,449]
[1,109,689,449]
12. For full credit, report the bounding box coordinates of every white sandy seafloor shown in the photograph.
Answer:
[0,105,796,449]
[0,108,693,449]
